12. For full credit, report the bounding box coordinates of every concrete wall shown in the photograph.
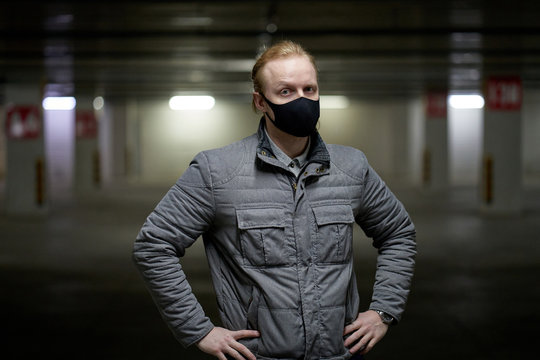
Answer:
[133,96,417,186]
[318,97,412,182]
[137,98,256,184]
[2,90,540,195]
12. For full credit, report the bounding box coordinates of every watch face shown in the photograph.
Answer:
[377,311,393,324]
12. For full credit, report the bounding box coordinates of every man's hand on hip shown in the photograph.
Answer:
[196,326,260,360]
[343,310,389,355]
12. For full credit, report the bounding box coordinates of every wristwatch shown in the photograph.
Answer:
[375,310,394,325]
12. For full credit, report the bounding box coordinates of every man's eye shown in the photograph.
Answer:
[280,89,290,96]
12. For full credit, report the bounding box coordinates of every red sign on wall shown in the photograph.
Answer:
[76,110,98,139]
[5,105,41,140]
[426,92,448,118]
[486,76,522,111]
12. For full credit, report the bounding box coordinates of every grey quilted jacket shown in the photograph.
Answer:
[133,119,416,360]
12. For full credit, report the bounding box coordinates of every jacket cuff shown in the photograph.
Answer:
[369,292,405,324]
[174,312,215,348]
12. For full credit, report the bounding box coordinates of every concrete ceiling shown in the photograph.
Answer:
[2,0,540,99]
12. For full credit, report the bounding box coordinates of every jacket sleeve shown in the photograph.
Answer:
[132,151,216,347]
[355,164,417,323]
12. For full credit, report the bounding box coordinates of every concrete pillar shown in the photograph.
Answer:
[98,98,127,185]
[125,99,141,181]
[0,103,6,182]
[522,89,540,185]
[481,76,522,214]
[407,96,425,187]
[423,91,449,189]
[43,101,75,205]
[4,84,48,215]
[448,106,483,187]
[74,96,100,193]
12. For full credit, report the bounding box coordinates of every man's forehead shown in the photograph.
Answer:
[264,55,314,69]
[261,56,317,81]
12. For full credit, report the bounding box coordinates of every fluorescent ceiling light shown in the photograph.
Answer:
[169,95,215,110]
[93,96,104,110]
[42,96,76,110]
[448,94,484,109]
[320,95,350,109]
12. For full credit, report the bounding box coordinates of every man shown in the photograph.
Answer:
[133,40,416,360]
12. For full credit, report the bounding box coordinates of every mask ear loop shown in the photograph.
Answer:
[260,93,276,124]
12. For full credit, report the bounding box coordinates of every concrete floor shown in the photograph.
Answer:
[1,182,539,359]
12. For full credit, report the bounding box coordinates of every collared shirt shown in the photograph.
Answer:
[264,127,311,177]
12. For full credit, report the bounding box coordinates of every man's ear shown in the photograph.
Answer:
[253,92,266,112]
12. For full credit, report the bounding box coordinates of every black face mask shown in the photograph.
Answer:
[262,94,320,137]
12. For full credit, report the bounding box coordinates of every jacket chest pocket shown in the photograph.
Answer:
[236,207,291,267]
[312,204,355,264]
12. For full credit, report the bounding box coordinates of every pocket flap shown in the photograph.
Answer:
[312,204,354,226]
[236,207,284,229]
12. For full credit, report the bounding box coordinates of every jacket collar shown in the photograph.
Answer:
[256,117,330,169]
